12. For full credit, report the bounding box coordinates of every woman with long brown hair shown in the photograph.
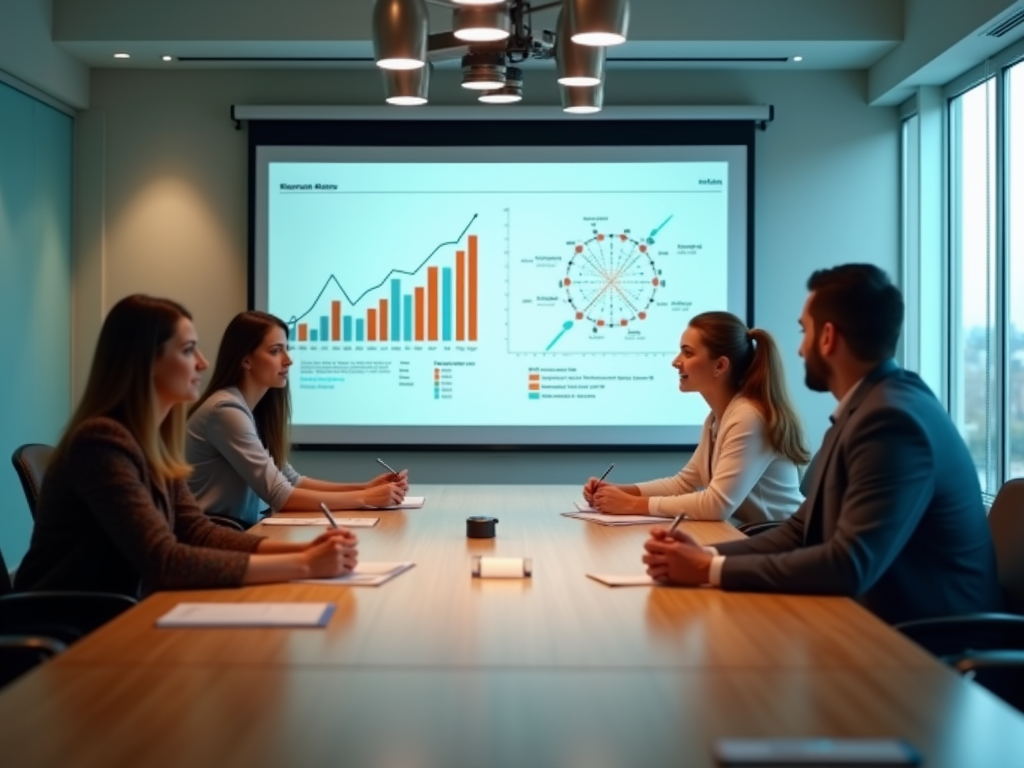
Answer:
[582,311,809,524]
[186,311,407,526]
[15,295,358,596]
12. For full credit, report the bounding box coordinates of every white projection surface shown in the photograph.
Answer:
[254,145,749,446]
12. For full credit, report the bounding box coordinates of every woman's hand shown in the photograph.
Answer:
[367,469,409,491]
[303,530,359,577]
[592,485,648,514]
[361,482,406,508]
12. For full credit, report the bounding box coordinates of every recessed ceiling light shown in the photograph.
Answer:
[162,55,173,62]
[793,56,803,62]
[113,53,130,59]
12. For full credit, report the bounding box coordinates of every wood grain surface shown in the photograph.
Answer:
[1,485,1021,767]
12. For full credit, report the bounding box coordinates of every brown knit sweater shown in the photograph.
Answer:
[14,417,265,596]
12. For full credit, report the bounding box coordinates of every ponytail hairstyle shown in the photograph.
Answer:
[192,311,292,468]
[688,311,810,465]
[52,294,194,483]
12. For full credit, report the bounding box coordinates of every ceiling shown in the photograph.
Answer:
[51,0,903,70]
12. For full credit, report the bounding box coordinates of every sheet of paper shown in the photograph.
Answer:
[156,602,335,628]
[563,512,666,526]
[374,496,425,510]
[574,501,598,512]
[261,517,379,527]
[586,574,658,587]
[296,561,416,587]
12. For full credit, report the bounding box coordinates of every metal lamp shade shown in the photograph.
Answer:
[567,0,629,46]
[373,0,429,70]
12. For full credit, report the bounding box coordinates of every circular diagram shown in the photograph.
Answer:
[562,232,659,330]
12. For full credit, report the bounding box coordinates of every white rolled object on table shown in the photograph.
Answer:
[471,556,533,578]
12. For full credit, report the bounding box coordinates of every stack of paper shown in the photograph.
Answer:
[156,602,336,628]
[563,511,666,527]
[586,574,658,587]
[374,496,426,510]
[262,517,379,527]
[296,561,416,587]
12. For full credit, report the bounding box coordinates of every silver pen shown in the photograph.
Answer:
[319,502,340,529]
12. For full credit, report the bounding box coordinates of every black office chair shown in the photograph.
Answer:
[2,455,138,646]
[0,634,66,690]
[896,478,1024,711]
[10,443,54,519]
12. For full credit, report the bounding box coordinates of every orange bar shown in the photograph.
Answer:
[298,323,308,342]
[529,383,540,391]
[427,266,439,341]
[367,308,377,341]
[528,373,540,381]
[456,249,465,341]
[331,300,341,341]
[415,287,425,341]
[379,299,389,342]
[468,235,478,341]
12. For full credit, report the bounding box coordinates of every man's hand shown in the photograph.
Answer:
[642,527,713,585]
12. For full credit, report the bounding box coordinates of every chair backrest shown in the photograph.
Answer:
[989,478,1024,614]
[10,444,54,519]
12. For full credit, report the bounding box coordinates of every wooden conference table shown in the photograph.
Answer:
[1,485,1023,767]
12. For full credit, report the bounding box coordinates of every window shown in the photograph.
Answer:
[949,78,998,495]
[1009,62,1024,479]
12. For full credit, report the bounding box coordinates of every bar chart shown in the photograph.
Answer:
[290,234,480,344]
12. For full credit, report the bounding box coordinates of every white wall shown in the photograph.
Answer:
[0,0,89,108]
[74,67,898,483]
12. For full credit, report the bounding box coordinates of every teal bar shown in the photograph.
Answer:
[343,316,352,342]
[288,323,296,341]
[310,329,318,342]
[355,318,364,342]
[391,279,401,341]
[442,267,452,341]
[319,315,329,342]
[403,295,413,341]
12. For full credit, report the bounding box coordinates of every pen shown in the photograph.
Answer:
[666,512,687,538]
[597,463,615,484]
[376,457,398,475]
[319,502,339,529]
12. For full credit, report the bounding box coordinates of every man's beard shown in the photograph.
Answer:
[803,340,831,393]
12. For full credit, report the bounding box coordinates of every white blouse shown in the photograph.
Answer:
[634,396,804,524]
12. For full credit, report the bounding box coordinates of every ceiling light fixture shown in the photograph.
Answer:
[793,55,803,62]
[556,9,604,86]
[479,66,524,103]
[370,0,629,110]
[113,53,130,59]
[373,0,429,70]
[461,51,507,90]
[453,6,512,42]
[384,64,431,105]
[561,82,603,113]
[162,55,173,61]
[568,0,629,46]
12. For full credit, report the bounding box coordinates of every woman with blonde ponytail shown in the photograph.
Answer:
[583,311,808,524]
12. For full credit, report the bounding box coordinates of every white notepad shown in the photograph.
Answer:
[564,511,666,526]
[586,573,658,587]
[156,602,335,628]
[261,517,379,527]
[373,496,425,510]
[296,561,416,587]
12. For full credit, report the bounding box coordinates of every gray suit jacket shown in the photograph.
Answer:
[714,359,1003,624]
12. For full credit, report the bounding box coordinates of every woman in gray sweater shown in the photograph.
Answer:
[186,311,408,526]
[16,295,358,596]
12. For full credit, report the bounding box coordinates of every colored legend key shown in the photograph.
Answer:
[434,367,440,400]
[528,372,541,400]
